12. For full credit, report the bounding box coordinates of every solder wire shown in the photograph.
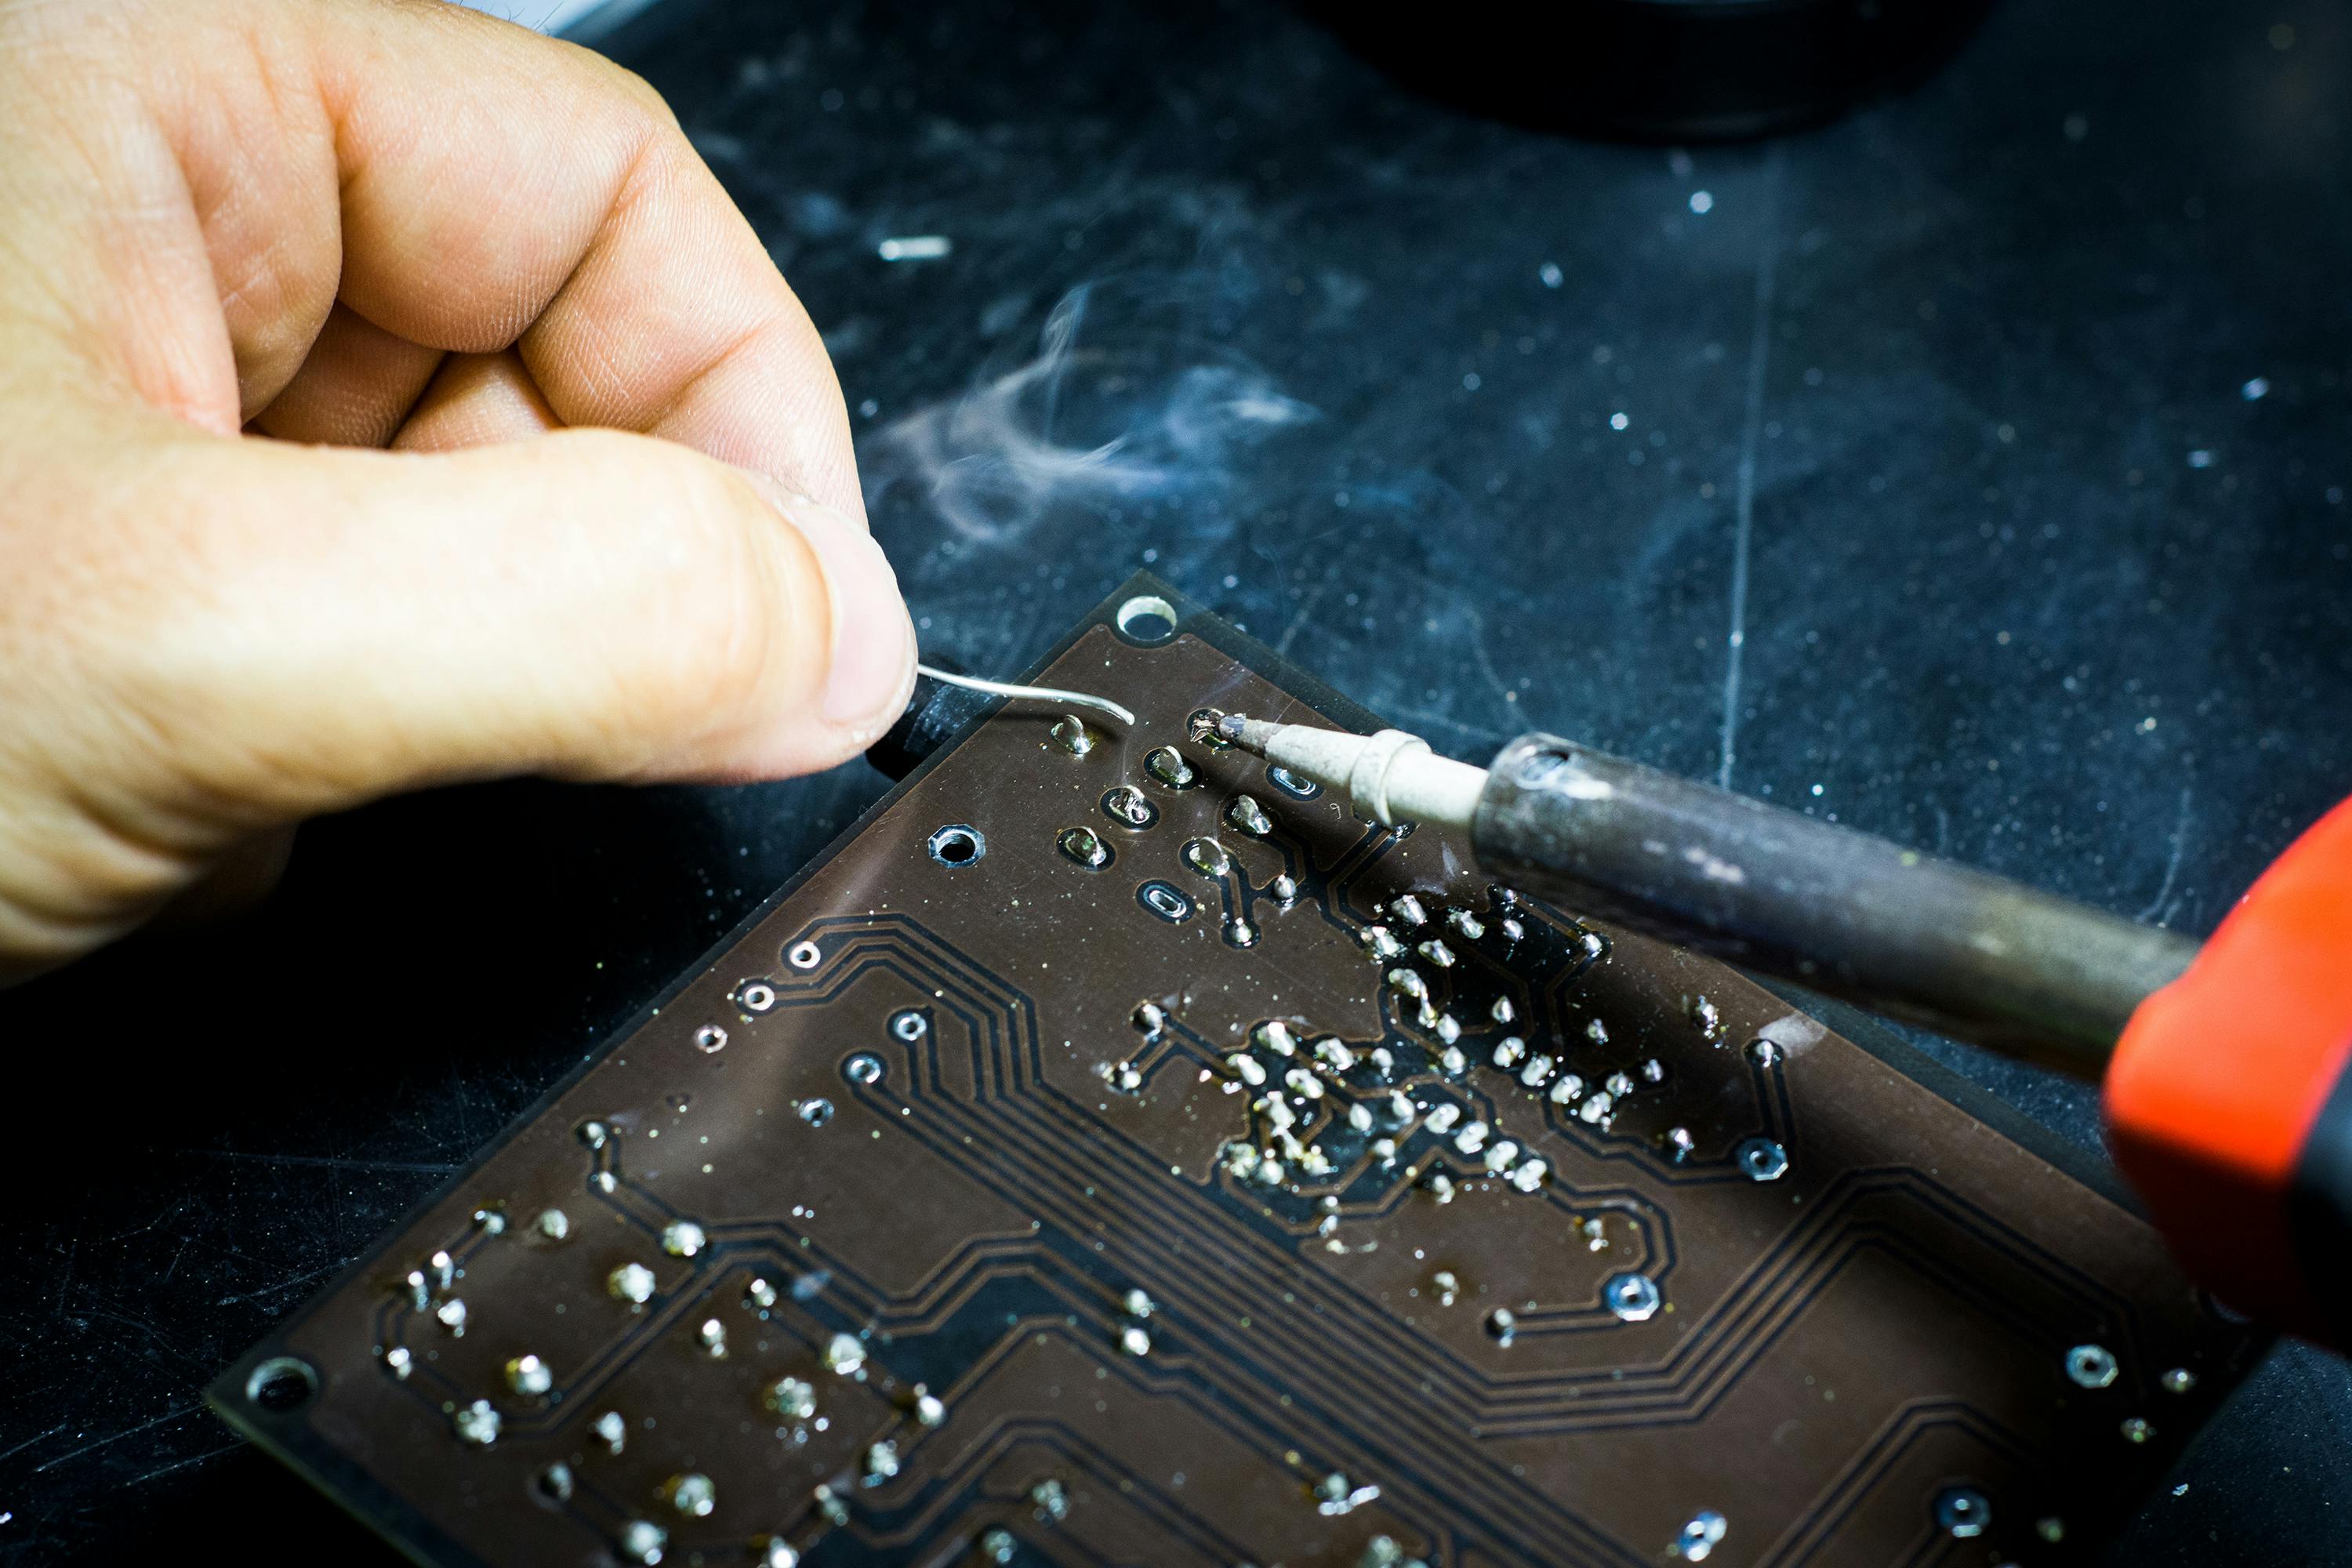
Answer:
[915,663,1136,726]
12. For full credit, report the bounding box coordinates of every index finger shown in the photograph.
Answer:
[16,0,861,518]
[325,5,861,514]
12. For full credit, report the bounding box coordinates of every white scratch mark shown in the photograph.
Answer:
[126,1440,244,1489]
[1275,575,1331,657]
[0,1421,68,1464]
[191,1150,460,1174]
[1719,145,1785,791]
[1385,703,1507,748]
[2136,784,2194,924]
[31,1406,203,1473]
[1458,601,1519,720]
[211,1258,350,1308]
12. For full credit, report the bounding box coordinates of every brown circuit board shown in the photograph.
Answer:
[212,578,2260,1568]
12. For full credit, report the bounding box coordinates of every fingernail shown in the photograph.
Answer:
[739,472,915,731]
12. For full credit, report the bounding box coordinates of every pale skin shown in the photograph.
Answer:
[0,0,919,984]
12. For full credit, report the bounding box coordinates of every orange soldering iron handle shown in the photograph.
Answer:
[2106,793,2352,1345]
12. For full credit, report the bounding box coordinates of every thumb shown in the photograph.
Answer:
[102,427,916,833]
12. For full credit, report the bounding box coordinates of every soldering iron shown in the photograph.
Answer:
[1216,713,2352,1345]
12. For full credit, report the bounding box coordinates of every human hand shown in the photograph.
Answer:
[0,0,916,983]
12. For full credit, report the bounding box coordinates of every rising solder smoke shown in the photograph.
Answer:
[862,280,1318,546]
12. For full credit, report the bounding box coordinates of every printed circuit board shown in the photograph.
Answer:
[212,580,2259,1567]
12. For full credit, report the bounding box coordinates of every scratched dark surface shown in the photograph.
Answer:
[3,0,2350,1562]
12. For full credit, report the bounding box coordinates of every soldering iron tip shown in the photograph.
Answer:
[1216,713,1283,757]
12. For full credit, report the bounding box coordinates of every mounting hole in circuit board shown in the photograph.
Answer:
[1137,880,1196,923]
[1114,594,1179,645]
[927,824,986,867]
[244,1355,318,1413]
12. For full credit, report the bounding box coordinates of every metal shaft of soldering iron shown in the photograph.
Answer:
[1219,717,2198,1078]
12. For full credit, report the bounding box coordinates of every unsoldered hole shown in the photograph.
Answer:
[786,940,822,971]
[694,1025,728,1054]
[927,825,985,867]
[1266,764,1320,800]
[245,1355,319,1413]
[1114,594,1179,645]
[1138,880,1196,924]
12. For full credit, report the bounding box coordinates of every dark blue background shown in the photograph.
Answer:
[4,0,2348,1560]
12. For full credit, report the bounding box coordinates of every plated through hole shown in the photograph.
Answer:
[1267,764,1320,800]
[245,1355,319,1413]
[1138,881,1196,924]
[927,824,986,867]
[1114,594,1178,645]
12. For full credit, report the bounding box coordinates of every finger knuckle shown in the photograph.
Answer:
[591,56,683,132]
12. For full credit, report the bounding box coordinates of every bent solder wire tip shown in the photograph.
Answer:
[916,663,1137,727]
[1214,713,1487,829]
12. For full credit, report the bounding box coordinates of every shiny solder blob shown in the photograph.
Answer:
[1145,746,1196,789]
[1059,826,1112,868]
[662,1472,717,1517]
[1102,785,1157,829]
[1182,837,1230,877]
[452,1399,499,1446]
[1225,794,1273,837]
[766,1376,817,1420]
[504,1354,553,1396]
[1673,1509,1727,1562]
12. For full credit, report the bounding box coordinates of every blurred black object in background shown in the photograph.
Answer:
[1310,0,1999,139]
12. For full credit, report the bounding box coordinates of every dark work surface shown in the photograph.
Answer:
[5,0,2350,1561]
